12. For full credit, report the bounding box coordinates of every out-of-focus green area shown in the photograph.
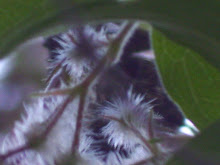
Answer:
[153,30,220,130]
[168,119,220,165]
[0,0,219,69]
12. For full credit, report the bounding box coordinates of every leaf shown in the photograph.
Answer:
[0,0,219,69]
[0,0,55,57]
[153,30,220,130]
[168,119,220,165]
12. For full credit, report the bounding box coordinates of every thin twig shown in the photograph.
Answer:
[102,115,155,154]
[31,88,75,97]
[102,115,122,123]
[0,145,29,161]
[82,21,138,87]
[72,91,87,152]
[147,109,160,157]
[148,109,154,140]
[46,58,66,85]
[71,22,138,154]
[129,126,155,154]
[130,157,153,165]
[0,22,139,162]
[32,23,138,98]
[44,94,77,137]
[109,21,139,64]
[0,92,78,161]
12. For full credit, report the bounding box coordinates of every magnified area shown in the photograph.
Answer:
[0,22,198,165]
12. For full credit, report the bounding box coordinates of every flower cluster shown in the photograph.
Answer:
[0,22,198,165]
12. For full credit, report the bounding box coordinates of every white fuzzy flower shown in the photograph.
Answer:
[0,23,120,165]
[45,25,110,88]
[100,87,157,148]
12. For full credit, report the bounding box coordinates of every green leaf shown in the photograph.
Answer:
[0,0,55,57]
[153,30,220,130]
[0,0,219,69]
[168,120,220,165]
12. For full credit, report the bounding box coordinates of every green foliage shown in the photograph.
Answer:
[168,119,220,165]
[0,0,219,68]
[0,0,53,57]
[153,31,220,130]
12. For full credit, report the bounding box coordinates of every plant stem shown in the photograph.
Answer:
[0,145,29,161]
[72,91,87,153]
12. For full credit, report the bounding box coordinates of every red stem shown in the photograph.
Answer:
[0,145,29,161]
[72,91,87,153]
